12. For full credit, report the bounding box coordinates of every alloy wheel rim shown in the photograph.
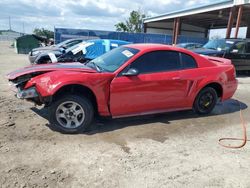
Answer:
[199,92,214,111]
[56,101,85,129]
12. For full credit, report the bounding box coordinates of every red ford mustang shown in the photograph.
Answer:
[7,44,238,133]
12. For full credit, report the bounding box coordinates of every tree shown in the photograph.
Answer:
[33,28,54,39]
[115,22,129,32]
[115,10,146,33]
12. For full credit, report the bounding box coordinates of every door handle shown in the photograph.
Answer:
[172,77,181,80]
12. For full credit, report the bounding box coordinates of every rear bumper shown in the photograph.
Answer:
[222,79,238,101]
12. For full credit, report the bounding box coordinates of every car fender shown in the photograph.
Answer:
[191,77,224,105]
[26,71,114,116]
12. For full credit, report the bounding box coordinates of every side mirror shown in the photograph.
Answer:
[122,68,139,76]
[231,49,239,54]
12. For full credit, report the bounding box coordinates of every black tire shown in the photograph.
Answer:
[49,95,94,134]
[193,87,218,115]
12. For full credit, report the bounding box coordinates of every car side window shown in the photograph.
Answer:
[130,51,181,74]
[233,42,246,54]
[246,42,250,54]
[180,53,197,69]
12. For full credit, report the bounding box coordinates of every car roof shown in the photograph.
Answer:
[87,39,130,44]
[124,43,183,51]
[177,42,201,45]
[220,38,250,42]
[67,37,86,41]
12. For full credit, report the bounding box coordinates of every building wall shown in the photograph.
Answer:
[146,28,173,35]
[145,21,207,38]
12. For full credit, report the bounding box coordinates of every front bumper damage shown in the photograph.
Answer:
[9,81,39,100]
[9,82,51,106]
[7,72,53,106]
[16,87,38,99]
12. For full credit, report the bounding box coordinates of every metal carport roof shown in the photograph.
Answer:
[143,0,250,44]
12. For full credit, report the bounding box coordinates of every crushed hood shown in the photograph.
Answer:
[7,62,97,80]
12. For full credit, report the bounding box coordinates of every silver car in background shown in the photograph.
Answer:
[28,38,86,64]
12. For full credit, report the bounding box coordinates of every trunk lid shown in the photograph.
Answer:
[203,55,232,65]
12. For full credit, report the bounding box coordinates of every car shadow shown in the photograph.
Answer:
[31,99,247,134]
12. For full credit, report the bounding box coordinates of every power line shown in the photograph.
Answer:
[23,22,25,34]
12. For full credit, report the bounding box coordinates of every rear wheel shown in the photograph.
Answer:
[49,95,94,133]
[193,87,218,115]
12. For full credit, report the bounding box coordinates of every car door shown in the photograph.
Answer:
[109,50,188,117]
[226,41,249,71]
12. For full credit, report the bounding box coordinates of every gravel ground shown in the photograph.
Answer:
[0,41,250,188]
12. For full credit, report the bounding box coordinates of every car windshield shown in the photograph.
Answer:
[203,39,234,51]
[87,47,139,72]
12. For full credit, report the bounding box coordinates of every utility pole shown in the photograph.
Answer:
[9,16,12,31]
[22,22,25,34]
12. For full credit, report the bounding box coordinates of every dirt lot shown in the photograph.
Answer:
[0,41,250,188]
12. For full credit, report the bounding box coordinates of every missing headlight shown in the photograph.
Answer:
[17,87,38,99]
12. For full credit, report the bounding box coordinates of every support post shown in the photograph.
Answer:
[143,23,147,33]
[172,18,180,45]
[226,7,234,39]
[247,26,250,38]
[172,19,177,45]
[204,28,209,38]
[235,6,243,38]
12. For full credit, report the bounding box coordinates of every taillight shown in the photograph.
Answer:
[233,68,236,78]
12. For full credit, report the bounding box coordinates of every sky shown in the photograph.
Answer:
[0,0,246,38]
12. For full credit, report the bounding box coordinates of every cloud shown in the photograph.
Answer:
[0,0,220,33]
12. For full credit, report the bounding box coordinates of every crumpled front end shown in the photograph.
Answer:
[8,72,50,105]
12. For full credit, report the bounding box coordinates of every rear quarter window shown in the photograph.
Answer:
[181,53,197,69]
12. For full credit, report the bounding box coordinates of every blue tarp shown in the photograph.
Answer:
[67,39,131,59]
[85,39,131,59]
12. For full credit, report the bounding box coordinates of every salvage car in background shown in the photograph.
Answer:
[176,42,203,50]
[193,38,250,71]
[29,38,86,64]
[33,39,130,64]
[7,44,238,133]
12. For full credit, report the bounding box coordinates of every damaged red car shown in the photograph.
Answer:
[7,44,238,133]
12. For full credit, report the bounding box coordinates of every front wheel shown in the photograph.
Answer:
[49,95,94,133]
[193,87,218,115]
